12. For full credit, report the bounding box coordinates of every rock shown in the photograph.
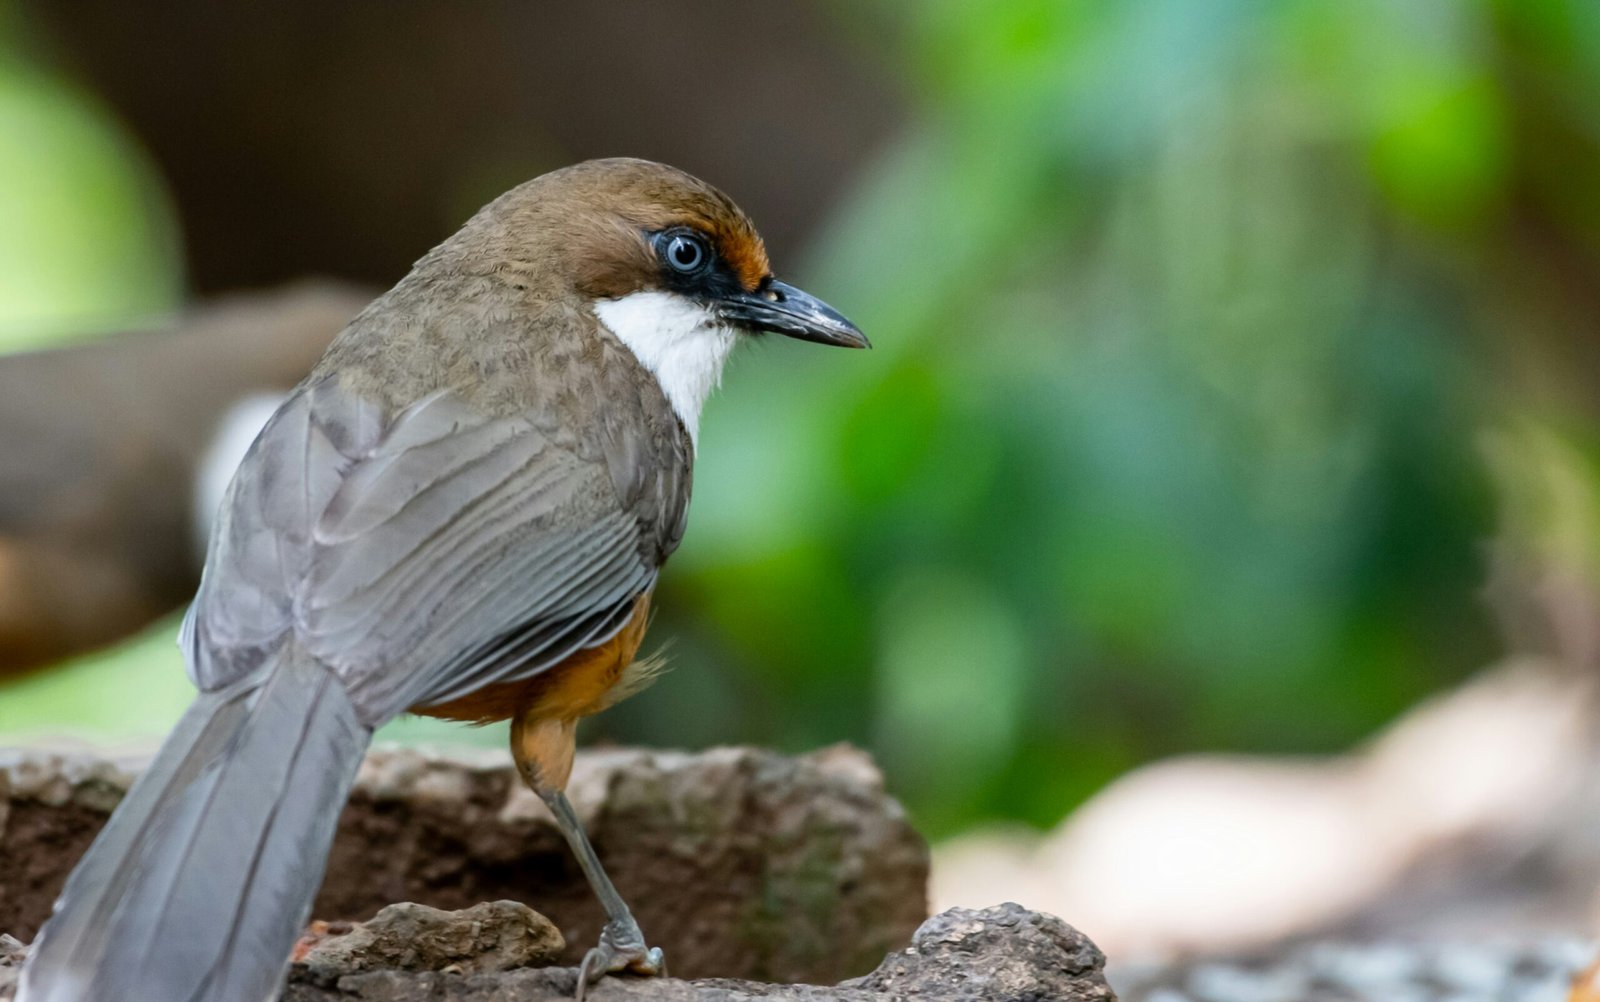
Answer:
[0,935,24,999]
[848,903,1116,1000]
[274,904,1114,1001]
[0,742,928,982]
[0,906,1113,1001]
[293,901,563,982]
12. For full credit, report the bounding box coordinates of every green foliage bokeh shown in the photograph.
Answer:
[14,0,1600,841]
[619,0,1544,836]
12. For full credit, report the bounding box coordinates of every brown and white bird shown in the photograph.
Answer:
[18,158,867,1002]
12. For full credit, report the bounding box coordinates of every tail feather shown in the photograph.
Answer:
[19,648,370,1002]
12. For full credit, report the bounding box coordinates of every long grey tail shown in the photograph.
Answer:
[18,647,371,1002]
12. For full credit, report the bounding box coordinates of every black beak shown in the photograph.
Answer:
[720,280,870,349]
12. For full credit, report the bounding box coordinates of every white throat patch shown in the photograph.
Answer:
[594,290,735,447]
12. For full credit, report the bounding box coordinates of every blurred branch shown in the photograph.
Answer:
[0,282,372,675]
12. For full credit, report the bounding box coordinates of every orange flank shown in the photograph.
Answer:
[415,591,654,725]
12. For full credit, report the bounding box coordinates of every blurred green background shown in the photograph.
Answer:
[6,0,1600,842]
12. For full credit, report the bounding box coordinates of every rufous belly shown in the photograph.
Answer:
[414,591,653,725]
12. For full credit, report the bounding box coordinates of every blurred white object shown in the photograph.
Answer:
[192,392,283,554]
[934,660,1600,959]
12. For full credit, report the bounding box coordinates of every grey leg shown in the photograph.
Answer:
[538,789,666,1000]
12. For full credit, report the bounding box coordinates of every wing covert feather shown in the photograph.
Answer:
[187,377,667,725]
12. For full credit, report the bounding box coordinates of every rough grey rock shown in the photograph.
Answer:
[848,903,1116,1000]
[293,900,564,981]
[0,905,1114,1001]
[0,742,929,983]
[0,936,22,1000]
[282,903,1113,1001]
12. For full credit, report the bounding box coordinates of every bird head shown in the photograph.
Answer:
[442,158,867,440]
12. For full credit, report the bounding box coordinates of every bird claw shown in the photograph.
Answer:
[574,919,666,1000]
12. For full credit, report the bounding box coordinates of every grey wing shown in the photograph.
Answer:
[184,376,663,725]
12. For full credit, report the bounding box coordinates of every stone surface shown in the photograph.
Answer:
[0,905,1114,1001]
[0,936,22,1000]
[848,903,1116,1000]
[280,903,1112,1001]
[293,900,564,981]
[0,742,929,983]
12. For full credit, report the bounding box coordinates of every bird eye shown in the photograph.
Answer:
[660,232,710,275]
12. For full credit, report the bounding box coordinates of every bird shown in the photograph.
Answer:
[17,157,868,1002]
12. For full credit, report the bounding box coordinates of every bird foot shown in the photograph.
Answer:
[574,917,666,1000]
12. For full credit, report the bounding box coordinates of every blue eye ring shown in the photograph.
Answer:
[659,230,711,276]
